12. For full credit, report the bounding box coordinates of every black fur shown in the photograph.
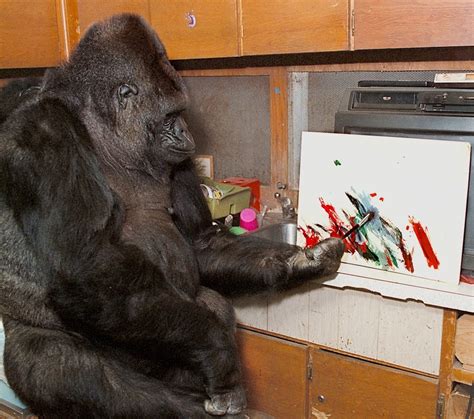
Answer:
[0,78,41,125]
[0,14,344,418]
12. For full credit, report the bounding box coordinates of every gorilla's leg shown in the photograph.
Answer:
[162,287,245,416]
[196,286,236,331]
[3,317,211,419]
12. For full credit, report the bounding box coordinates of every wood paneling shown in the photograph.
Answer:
[236,328,308,418]
[77,0,150,34]
[0,0,61,68]
[439,310,457,399]
[150,0,239,60]
[354,0,474,50]
[241,0,350,56]
[269,68,289,188]
[310,348,438,418]
[237,284,443,375]
[56,0,80,60]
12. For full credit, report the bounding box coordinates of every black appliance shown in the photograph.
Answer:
[335,85,474,273]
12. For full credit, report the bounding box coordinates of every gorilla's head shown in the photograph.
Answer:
[44,14,195,173]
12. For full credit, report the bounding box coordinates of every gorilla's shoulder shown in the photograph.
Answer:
[0,77,42,125]
[1,96,92,155]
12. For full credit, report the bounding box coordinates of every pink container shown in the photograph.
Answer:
[240,208,258,231]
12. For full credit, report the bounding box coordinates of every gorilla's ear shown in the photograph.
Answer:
[117,83,139,108]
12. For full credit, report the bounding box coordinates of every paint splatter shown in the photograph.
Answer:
[298,225,321,248]
[300,189,439,274]
[409,217,440,269]
[334,160,341,166]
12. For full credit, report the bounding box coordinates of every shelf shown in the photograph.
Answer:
[452,360,474,385]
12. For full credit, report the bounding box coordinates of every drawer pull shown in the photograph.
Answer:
[185,12,197,28]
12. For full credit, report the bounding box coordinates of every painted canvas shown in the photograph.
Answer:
[297,132,471,285]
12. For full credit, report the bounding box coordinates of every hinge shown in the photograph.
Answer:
[307,354,313,381]
[351,8,355,36]
[436,394,445,419]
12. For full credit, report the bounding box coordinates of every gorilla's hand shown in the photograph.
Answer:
[204,385,247,416]
[290,237,345,279]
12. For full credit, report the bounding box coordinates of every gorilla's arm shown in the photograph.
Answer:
[171,160,344,298]
[2,98,241,396]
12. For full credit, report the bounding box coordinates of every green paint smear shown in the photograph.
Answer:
[334,160,342,166]
[386,248,399,268]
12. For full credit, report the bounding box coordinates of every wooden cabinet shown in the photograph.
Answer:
[237,328,440,418]
[236,328,309,418]
[240,0,350,56]
[354,0,474,50]
[72,0,240,61]
[310,348,438,419]
[77,0,150,34]
[2,0,474,67]
[149,0,239,60]
[0,0,62,68]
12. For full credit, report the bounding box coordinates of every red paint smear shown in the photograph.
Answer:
[409,217,440,269]
[358,242,368,253]
[398,237,414,273]
[370,192,377,197]
[298,226,320,248]
[319,198,345,238]
[385,252,393,267]
[319,198,358,254]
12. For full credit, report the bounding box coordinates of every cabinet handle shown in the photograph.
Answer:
[318,395,326,403]
[185,12,197,28]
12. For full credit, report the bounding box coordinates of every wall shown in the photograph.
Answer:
[234,285,443,375]
[183,76,271,183]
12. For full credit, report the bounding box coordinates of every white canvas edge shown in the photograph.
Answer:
[324,272,473,312]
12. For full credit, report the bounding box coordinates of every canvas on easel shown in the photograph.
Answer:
[297,132,471,286]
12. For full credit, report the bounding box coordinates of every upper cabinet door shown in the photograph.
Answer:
[77,0,150,34]
[149,0,239,60]
[240,0,350,56]
[354,0,474,50]
[0,0,61,68]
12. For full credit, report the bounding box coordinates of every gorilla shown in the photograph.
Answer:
[0,78,41,125]
[0,14,344,418]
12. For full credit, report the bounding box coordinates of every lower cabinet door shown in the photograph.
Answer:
[236,328,309,419]
[310,348,438,419]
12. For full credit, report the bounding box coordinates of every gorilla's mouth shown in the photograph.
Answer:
[169,144,196,156]
[150,117,196,159]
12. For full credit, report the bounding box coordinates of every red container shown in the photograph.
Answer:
[220,177,261,211]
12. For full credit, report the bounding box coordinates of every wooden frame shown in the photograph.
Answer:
[55,0,80,61]
[179,67,291,208]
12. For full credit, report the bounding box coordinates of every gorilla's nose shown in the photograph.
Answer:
[174,117,195,152]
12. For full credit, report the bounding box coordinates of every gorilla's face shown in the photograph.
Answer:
[113,57,196,168]
[52,14,195,172]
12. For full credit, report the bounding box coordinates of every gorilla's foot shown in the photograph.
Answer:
[204,385,247,416]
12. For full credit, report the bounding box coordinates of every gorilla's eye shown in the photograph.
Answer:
[163,114,178,129]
